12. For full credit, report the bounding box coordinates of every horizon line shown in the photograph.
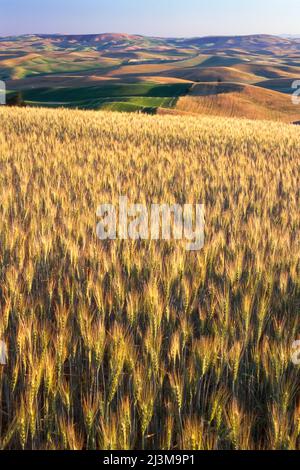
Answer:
[1,31,300,39]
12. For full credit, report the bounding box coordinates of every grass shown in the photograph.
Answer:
[0,106,299,450]
[20,83,190,100]
[99,102,153,113]
[12,83,190,112]
[98,97,176,114]
[1,53,121,80]
[200,56,243,67]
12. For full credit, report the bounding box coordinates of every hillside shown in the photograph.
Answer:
[2,33,300,119]
[2,33,300,53]
[162,66,260,83]
[175,82,300,122]
[173,34,300,52]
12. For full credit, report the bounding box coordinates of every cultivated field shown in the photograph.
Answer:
[2,33,300,120]
[176,83,300,122]
[0,107,299,450]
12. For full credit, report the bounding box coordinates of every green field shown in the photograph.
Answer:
[9,83,191,112]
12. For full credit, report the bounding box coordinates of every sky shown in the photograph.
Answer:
[1,0,300,37]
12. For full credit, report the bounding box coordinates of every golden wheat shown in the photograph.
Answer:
[0,106,299,450]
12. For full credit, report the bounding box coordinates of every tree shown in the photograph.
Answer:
[7,91,25,107]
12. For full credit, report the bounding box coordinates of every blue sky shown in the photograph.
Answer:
[1,0,300,37]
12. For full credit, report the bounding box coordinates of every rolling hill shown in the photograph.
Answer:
[3,33,300,53]
[2,33,300,121]
[175,82,300,122]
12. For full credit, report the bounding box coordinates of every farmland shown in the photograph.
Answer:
[2,33,300,119]
[18,83,190,112]
[176,83,300,122]
[0,106,299,450]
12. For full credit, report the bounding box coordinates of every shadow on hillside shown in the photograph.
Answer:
[191,82,244,96]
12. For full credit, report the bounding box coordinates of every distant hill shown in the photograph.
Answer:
[2,33,300,53]
[1,32,300,122]
[170,34,300,52]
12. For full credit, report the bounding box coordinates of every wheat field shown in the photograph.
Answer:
[175,83,300,123]
[0,106,300,450]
